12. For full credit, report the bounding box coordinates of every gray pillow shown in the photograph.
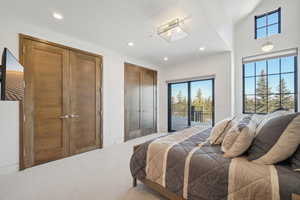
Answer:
[255,110,293,134]
[248,113,300,164]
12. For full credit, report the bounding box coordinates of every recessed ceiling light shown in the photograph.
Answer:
[128,42,134,47]
[199,46,206,51]
[53,12,63,20]
[164,57,169,61]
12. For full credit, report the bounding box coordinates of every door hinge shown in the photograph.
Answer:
[23,80,26,89]
[22,46,26,54]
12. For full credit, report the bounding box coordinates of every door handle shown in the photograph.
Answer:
[60,115,70,119]
[70,114,80,118]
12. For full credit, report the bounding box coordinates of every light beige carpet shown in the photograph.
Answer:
[0,134,167,200]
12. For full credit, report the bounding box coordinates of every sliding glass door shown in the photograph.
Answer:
[169,82,189,131]
[168,79,214,132]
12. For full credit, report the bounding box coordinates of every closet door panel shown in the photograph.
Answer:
[21,35,103,168]
[125,64,142,141]
[124,64,157,141]
[141,69,157,134]
[24,40,70,165]
[69,51,101,154]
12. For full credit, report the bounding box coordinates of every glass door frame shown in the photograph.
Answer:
[167,78,215,132]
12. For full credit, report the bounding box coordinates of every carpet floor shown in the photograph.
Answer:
[0,134,166,200]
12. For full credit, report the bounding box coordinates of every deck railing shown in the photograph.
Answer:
[172,109,212,123]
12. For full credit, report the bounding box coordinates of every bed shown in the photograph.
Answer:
[130,126,300,200]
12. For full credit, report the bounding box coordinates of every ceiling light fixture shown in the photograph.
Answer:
[158,18,188,42]
[261,41,274,52]
[53,12,63,20]
[199,46,206,51]
[128,42,134,47]
[163,57,169,61]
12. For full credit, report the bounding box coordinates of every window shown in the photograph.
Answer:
[243,55,298,114]
[168,79,215,132]
[255,8,281,39]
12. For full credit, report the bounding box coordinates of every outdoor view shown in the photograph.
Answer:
[244,56,296,113]
[170,80,213,131]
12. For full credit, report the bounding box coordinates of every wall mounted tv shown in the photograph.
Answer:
[0,48,24,101]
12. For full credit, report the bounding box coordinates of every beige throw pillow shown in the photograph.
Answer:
[222,115,256,158]
[208,117,235,145]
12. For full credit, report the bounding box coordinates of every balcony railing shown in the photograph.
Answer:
[172,106,212,122]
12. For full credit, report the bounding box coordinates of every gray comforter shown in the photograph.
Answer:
[130,126,300,200]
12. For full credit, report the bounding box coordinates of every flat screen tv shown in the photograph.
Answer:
[1,48,24,101]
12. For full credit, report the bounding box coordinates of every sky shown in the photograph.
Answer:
[171,79,213,102]
[5,49,24,72]
[244,56,295,95]
[256,11,279,38]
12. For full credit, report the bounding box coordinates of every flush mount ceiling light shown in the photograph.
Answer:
[53,12,63,20]
[127,42,134,47]
[261,41,274,52]
[163,57,169,61]
[199,46,206,51]
[157,18,188,42]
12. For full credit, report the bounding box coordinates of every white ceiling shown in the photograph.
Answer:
[2,0,262,66]
[221,0,263,23]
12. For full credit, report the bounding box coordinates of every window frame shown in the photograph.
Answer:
[242,56,298,114]
[255,7,281,39]
[168,78,215,132]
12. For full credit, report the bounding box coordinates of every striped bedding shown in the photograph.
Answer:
[130,126,300,200]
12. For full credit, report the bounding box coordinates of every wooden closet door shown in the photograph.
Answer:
[69,50,101,154]
[141,69,157,135]
[124,64,142,141]
[124,63,157,141]
[23,39,70,166]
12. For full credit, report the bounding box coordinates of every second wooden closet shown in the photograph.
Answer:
[124,63,157,141]
[20,35,102,168]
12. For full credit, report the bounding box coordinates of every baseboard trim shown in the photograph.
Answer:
[0,163,19,175]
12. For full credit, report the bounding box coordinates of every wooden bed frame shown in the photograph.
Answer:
[132,145,186,200]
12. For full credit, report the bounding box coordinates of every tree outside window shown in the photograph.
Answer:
[243,56,297,114]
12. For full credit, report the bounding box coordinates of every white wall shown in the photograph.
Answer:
[159,52,232,132]
[0,102,19,174]
[234,0,300,114]
[0,17,160,173]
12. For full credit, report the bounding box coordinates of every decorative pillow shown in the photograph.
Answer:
[255,110,293,134]
[221,115,256,158]
[251,114,265,125]
[208,117,235,145]
[248,113,300,164]
[290,146,300,170]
